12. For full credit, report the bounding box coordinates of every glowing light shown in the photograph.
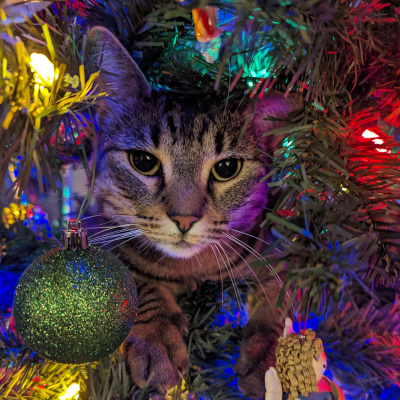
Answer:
[2,203,27,227]
[192,7,221,42]
[283,137,295,150]
[59,383,80,400]
[8,164,17,183]
[29,53,55,84]
[62,184,71,217]
[361,129,390,153]
[373,139,384,145]
[362,129,379,139]
[2,202,51,235]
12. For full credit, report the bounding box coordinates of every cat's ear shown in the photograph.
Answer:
[247,92,302,150]
[88,26,151,102]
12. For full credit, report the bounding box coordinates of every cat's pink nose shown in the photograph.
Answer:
[170,215,199,234]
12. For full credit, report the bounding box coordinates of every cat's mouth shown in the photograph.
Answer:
[177,240,192,247]
[154,239,205,259]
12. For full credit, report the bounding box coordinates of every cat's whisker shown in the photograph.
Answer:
[78,215,130,227]
[214,244,242,312]
[104,233,144,251]
[89,226,142,240]
[229,228,276,249]
[209,243,224,309]
[136,236,154,254]
[85,223,118,230]
[79,216,132,232]
[214,242,244,312]
[194,253,203,270]
[214,241,240,305]
[140,241,153,254]
[90,234,140,245]
[223,232,285,288]
[90,222,140,231]
[89,223,141,239]
[224,232,273,270]
[84,218,125,229]
[220,239,271,309]
[155,251,168,264]
[92,231,144,244]
[215,241,260,306]
[223,235,287,302]
[80,212,143,221]
[223,232,291,305]
[90,229,144,245]
[89,229,139,242]
[80,213,115,221]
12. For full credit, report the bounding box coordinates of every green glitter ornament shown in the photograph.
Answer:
[13,221,138,364]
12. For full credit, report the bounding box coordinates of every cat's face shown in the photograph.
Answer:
[95,94,269,258]
[90,27,298,259]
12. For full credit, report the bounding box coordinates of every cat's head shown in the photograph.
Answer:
[89,27,299,259]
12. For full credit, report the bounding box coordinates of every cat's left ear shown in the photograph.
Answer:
[88,26,151,102]
[246,92,302,150]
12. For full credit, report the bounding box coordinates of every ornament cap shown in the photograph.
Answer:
[62,220,88,250]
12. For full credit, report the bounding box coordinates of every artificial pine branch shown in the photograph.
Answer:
[320,295,400,398]
[2,0,400,398]
[2,250,400,399]
[261,105,400,313]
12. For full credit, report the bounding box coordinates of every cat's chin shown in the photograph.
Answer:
[154,241,205,259]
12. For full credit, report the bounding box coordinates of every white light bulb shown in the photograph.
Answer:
[59,383,80,400]
[30,53,55,84]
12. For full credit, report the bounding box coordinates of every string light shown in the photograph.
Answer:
[2,203,29,227]
[59,383,80,400]
[361,129,390,153]
[1,202,51,239]
[361,129,379,139]
[29,53,55,84]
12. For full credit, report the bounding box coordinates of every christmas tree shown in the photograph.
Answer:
[1,0,400,399]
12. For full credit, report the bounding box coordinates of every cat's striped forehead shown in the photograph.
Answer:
[99,93,256,159]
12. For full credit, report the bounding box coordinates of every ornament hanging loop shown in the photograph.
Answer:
[62,219,88,250]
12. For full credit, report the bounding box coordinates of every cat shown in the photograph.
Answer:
[88,26,298,399]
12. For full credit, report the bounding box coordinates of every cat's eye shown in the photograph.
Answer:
[129,150,161,176]
[211,158,242,182]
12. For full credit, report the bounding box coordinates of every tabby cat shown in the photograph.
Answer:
[89,27,298,399]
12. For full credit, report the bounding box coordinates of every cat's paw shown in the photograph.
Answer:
[124,312,189,394]
[235,330,278,399]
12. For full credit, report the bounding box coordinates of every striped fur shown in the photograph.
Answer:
[89,27,299,399]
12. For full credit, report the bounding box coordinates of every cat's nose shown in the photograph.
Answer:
[170,215,200,234]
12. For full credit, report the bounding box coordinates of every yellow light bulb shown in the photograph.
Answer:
[59,383,80,400]
[30,53,55,84]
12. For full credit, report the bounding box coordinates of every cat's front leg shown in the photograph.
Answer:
[235,280,285,399]
[124,283,189,394]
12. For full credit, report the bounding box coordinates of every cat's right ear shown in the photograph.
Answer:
[88,27,151,104]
